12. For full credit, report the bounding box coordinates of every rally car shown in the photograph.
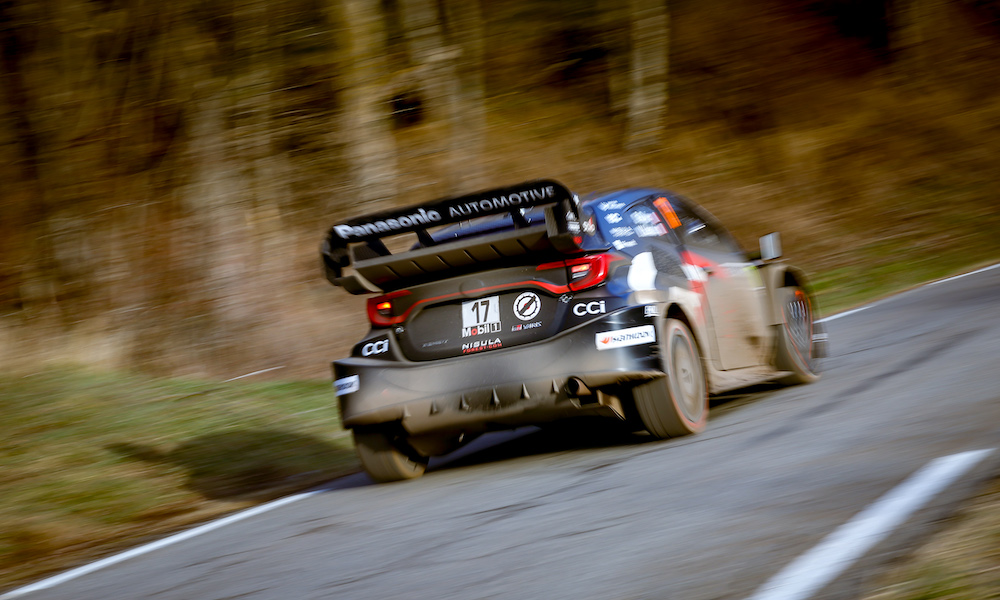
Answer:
[322,180,826,482]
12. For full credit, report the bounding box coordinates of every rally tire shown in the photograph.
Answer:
[774,286,821,385]
[633,318,708,439]
[353,428,429,483]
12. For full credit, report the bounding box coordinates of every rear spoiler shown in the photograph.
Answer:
[322,179,583,294]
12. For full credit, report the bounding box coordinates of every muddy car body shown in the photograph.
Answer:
[323,180,826,481]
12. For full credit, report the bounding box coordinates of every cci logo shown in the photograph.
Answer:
[573,301,606,316]
[361,339,389,356]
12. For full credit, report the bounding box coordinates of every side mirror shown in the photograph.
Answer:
[759,232,782,261]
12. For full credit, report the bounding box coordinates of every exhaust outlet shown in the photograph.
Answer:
[567,377,593,397]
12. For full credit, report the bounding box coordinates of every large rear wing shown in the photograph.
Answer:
[322,179,584,294]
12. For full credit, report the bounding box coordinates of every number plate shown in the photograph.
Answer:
[461,295,501,337]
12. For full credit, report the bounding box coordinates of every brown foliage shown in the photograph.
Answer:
[1,0,999,377]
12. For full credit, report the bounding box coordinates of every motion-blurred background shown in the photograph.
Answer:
[2,0,999,379]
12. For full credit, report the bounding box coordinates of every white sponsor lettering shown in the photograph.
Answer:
[612,239,638,250]
[631,210,658,225]
[361,339,389,356]
[644,305,659,318]
[599,200,625,210]
[447,186,555,218]
[334,375,359,395]
[566,211,581,234]
[511,321,542,331]
[609,226,635,238]
[333,208,441,239]
[635,223,667,237]
[606,212,623,224]
[595,325,656,350]
[573,300,607,316]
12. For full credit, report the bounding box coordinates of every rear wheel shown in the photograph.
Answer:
[774,286,820,385]
[633,318,708,439]
[353,428,429,483]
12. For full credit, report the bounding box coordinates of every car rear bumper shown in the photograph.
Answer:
[333,306,662,436]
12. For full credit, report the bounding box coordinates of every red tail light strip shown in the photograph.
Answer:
[367,289,412,326]
[367,254,620,327]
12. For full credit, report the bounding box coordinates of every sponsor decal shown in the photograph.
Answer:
[422,339,448,348]
[612,239,638,250]
[605,212,623,224]
[644,305,659,318]
[609,226,635,238]
[599,200,625,211]
[566,211,581,233]
[462,338,502,354]
[334,208,442,240]
[361,339,389,356]
[595,325,656,350]
[462,322,501,337]
[573,300,607,316]
[511,321,543,332]
[635,223,668,237]
[462,296,500,337]
[631,210,658,225]
[582,216,597,235]
[513,292,541,321]
[334,375,359,395]
[447,185,556,219]
[558,294,572,303]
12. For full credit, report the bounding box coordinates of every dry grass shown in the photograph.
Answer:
[0,370,356,589]
[863,476,1000,600]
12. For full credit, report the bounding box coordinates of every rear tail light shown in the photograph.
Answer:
[367,290,411,326]
[537,253,614,291]
[567,254,612,291]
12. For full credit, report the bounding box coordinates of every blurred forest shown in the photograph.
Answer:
[2,0,1000,378]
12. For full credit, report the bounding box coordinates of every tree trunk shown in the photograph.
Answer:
[334,0,398,211]
[599,0,630,117]
[443,0,487,190]
[890,0,931,86]
[625,0,669,152]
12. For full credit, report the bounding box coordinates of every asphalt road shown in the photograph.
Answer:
[13,266,1000,600]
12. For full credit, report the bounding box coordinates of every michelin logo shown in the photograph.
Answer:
[334,375,360,396]
[595,325,656,350]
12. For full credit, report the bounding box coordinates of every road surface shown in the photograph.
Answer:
[9,265,1000,600]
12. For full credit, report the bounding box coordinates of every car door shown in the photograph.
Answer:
[670,199,770,370]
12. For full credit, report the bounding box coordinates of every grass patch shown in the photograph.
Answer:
[863,476,1000,600]
[0,371,355,589]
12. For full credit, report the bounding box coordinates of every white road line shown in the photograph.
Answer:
[818,262,1000,323]
[746,448,995,600]
[223,366,285,382]
[0,490,321,599]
